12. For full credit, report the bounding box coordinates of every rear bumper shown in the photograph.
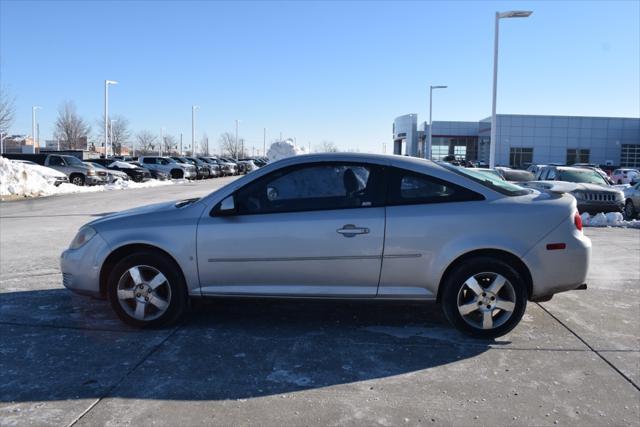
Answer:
[523,215,592,300]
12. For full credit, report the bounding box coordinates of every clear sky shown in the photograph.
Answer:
[1,0,639,154]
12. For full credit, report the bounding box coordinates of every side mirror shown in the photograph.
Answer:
[214,195,236,216]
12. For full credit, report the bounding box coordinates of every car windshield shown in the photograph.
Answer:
[558,169,609,185]
[474,169,504,180]
[88,162,107,170]
[64,156,84,166]
[442,164,529,196]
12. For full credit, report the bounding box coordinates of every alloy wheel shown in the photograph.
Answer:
[116,265,172,321]
[456,272,516,330]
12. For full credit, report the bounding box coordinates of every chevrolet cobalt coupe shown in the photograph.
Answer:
[61,154,591,338]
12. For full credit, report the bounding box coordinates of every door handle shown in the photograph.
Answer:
[336,224,370,237]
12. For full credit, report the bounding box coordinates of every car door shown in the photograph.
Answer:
[378,167,485,299]
[196,162,386,297]
[45,155,68,175]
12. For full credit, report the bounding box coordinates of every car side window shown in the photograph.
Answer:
[546,169,557,180]
[48,156,65,166]
[142,158,154,164]
[387,168,483,205]
[235,163,384,215]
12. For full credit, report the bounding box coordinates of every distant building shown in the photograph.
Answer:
[1,135,35,154]
[393,114,640,168]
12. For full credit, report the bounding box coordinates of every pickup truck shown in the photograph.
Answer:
[3,153,106,186]
[138,156,197,179]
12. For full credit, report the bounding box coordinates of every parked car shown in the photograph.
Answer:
[573,164,615,184]
[196,157,222,177]
[171,156,210,179]
[61,153,590,339]
[184,156,219,178]
[86,162,130,183]
[138,156,197,180]
[4,153,106,186]
[201,157,237,176]
[524,165,624,214]
[623,182,640,219]
[220,157,244,174]
[11,159,69,186]
[611,168,640,185]
[91,159,152,182]
[495,167,535,183]
[129,161,169,181]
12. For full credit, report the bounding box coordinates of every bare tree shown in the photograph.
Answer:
[219,131,243,158]
[163,134,178,155]
[0,86,16,132]
[136,130,157,154]
[96,115,131,155]
[198,133,209,156]
[54,101,91,149]
[316,140,338,153]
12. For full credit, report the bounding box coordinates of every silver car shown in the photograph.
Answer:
[138,156,197,180]
[61,153,591,338]
[623,182,640,219]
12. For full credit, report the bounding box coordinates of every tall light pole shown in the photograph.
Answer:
[104,80,118,156]
[489,10,532,168]
[263,127,266,156]
[235,119,240,160]
[192,105,199,154]
[0,131,5,154]
[160,127,165,156]
[32,106,41,150]
[110,119,117,156]
[428,85,447,160]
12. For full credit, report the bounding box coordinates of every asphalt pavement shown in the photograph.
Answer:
[1,178,638,426]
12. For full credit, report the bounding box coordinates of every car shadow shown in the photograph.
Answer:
[0,289,504,403]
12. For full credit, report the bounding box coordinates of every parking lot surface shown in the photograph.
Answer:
[1,179,639,426]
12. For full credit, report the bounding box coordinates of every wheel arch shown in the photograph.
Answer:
[436,249,533,303]
[99,243,187,297]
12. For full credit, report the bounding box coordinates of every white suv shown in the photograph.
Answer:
[611,168,639,185]
[138,156,197,180]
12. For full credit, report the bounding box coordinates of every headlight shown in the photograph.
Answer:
[87,169,96,176]
[69,226,97,249]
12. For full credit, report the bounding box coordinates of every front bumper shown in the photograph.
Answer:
[183,169,197,179]
[577,201,624,215]
[86,175,107,186]
[60,233,111,298]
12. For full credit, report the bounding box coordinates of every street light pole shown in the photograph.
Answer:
[160,127,165,156]
[110,119,117,156]
[0,132,5,154]
[263,127,266,156]
[428,85,447,160]
[32,106,41,151]
[104,80,118,157]
[192,105,198,154]
[235,119,240,160]
[489,10,532,168]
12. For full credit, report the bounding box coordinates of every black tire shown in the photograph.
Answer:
[107,251,187,328]
[170,169,183,179]
[70,174,85,186]
[625,200,638,220]
[440,256,528,339]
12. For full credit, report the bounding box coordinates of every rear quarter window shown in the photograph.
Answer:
[387,168,484,205]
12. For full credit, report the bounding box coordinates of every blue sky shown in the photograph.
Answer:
[1,0,638,154]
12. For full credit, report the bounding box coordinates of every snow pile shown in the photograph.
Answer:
[0,156,57,198]
[0,157,176,200]
[109,161,137,169]
[581,212,640,228]
[267,139,306,163]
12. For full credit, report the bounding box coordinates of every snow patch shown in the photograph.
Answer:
[1,156,175,200]
[581,211,640,228]
[266,139,306,163]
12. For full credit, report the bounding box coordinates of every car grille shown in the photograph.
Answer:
[62,273,73,287]
[584,192,616,202]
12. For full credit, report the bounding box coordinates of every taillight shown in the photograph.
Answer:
[574,212,583,231]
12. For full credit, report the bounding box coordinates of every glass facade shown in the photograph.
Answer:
[430,136,477,161]
[509,147,533,168]
[566,149,590,165]
[621,144,640,167]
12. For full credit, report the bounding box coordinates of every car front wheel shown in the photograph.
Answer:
[441,257,527,339]
[625,200,638,220]
[107,251,187,328]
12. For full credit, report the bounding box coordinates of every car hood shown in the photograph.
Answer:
[524,180,620,193]
[88,200,183,227]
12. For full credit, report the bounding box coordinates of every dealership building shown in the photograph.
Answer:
[392,114,640,168]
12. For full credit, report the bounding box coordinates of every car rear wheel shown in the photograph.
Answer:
[441,257,527,339]
[107,252,187,328]
[625,200,638,220]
